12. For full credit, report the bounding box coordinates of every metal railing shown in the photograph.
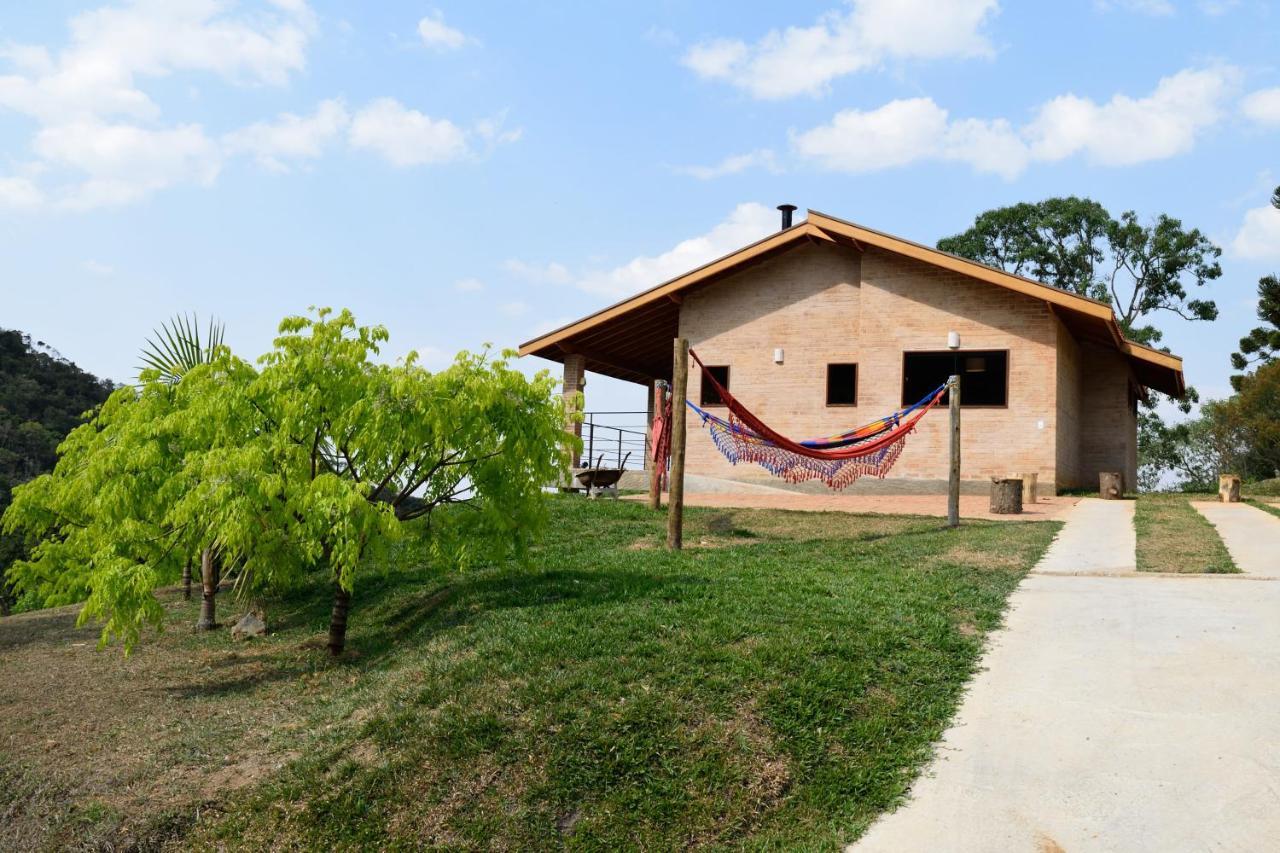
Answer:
[578,411,649,471]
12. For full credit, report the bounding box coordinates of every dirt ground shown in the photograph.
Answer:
[627,492,1080,522]
[0,590,336,851]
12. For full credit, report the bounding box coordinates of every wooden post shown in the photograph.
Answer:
[648,380,665,510]
[666,339,689,550]
[947,374,961,528]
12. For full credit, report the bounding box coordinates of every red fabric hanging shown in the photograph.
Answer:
[688,348,945,461]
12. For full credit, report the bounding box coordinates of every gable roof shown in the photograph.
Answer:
[518,209,1184,396]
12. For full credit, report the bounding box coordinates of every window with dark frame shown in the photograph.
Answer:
[902,350,1008,407]
[700,365,730,406]
[826,363,858,406]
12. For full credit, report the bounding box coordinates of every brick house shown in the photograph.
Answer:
[518,209,1184,495]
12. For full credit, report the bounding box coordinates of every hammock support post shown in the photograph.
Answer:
[947,374,961,528]
[666,338,689,550]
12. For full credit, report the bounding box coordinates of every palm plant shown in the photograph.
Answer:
[138,313,225,384]
[138,314,225,616]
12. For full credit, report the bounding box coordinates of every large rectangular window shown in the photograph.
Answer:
[826,363,858,406]
[700,365,730,406]
[902,350,1008,407]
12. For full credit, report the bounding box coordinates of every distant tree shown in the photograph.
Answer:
[1230,189,1280,390]
[938,196,1220,347]
[1230,275,1280,389]
[0,330,113,615]
[1215,361,1280,481]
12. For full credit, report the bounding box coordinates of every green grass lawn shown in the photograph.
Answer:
[0,497,1057,851]
[1135,493,1238,573]
[1247,498,1280,521]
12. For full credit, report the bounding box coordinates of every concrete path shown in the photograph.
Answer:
[1192,502,1280,576]
[852,499,1280,852]
[853,575,1280,852]
[1034,498,1136,574]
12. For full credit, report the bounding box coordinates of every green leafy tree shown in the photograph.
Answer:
[4,308,573,654]
[3,379,196,637]
[0,330,113,615]
[1230,189,1280,389]
[139,314,227,606]
[1214,361,1280,481]
[938,196,1220,346]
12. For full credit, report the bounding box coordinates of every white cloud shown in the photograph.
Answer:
[682,0,998,100]
[410,344,455,371]
[499,301,529,317]
[0,1,320,209]
[1241,88,1280,128]
[223,98,349,172]
[82,259,115,275]
[0,0,315,124]
[348,97,470,167]
[1095,0,1174,15]
[0,176,45,208]
[453,277,485,292]
[506,203,778,298]
[791,66,1236,179]
[503,259,573,285]
[674,149,778,180]
[1024,66,1237,166]
[34,120,221,209]
[1231,205,1280,261]
[417,11,468,50]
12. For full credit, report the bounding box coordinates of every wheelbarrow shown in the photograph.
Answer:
[575,453,631,499]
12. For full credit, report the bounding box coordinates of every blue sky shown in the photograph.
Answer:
[0,1,1278,417]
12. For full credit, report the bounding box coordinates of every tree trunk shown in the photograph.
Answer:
[182,559,192,601]
[1099,472,1124,500]
[196,547,218,631]
[990,477,1023,514]
[327,580,352,657]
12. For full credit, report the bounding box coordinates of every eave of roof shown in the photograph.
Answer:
[519,210,1185,397]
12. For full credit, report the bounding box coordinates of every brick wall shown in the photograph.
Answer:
[1055,320,1083,488]
[1077,343,1139,491]
[678,242,1068,492]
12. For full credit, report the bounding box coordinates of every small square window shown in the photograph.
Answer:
[826,363,858,406]
[701,365,730,406]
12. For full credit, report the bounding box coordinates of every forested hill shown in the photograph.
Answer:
[1,328,114,612]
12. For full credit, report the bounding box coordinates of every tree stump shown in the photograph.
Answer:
[1219,474,1242,503]
[1013,472,1038,505]
[990,477,1023,514]
[1099,472,1123,500]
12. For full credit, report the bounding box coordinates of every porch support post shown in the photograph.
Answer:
[947,374,961,528]
[563,353,586,468]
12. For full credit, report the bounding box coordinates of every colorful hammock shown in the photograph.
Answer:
[684,349,948,490]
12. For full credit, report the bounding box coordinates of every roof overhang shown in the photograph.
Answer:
[519,209,1185,398]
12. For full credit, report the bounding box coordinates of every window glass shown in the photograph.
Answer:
[701,365,730,406]
[902,350,1008,407]
[826,363,858,405]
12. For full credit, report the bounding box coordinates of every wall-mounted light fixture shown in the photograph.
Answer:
[773,347,785,364]
[947,331,961,350]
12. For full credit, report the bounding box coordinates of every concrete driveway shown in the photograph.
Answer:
[852,500,1280,852]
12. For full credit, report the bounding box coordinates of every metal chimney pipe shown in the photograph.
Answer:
[777,204,797,230]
